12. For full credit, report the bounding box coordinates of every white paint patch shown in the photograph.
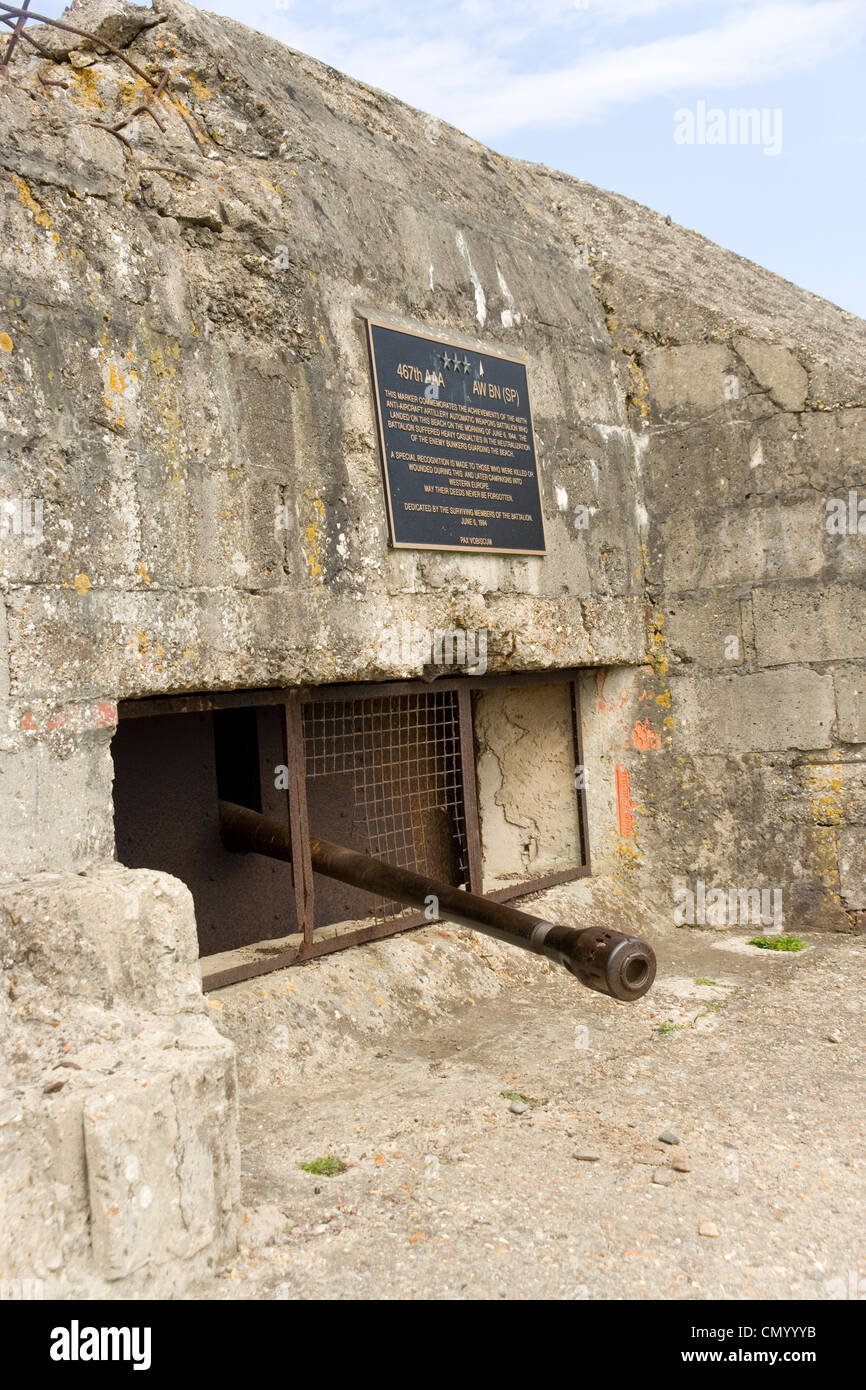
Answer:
[555,485,569,512]
[750,440,764,469]
[429,264,434,291]
[230,551,250,579]
[496,264,521,328]
[456,231,486,327]
[724,372,740,401]
[589,460,599,488]
[632,433,650,469]
[336,532,348,560]
[123,1155,140,1182]
[636,501,649,529]
[594,422,631,442]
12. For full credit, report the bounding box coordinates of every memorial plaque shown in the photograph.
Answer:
[367,319,546,555]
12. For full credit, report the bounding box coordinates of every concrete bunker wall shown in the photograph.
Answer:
[474,682,583,890]
[0,0,864,1293]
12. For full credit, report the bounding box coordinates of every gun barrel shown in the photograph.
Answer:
[218,799,655,1001]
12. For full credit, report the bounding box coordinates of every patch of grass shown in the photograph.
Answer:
[300,1155,346,1177]
[748,935,809,953]
[656,1021,685,1035]
[695,977,717,986]
[500,1090,527,1103]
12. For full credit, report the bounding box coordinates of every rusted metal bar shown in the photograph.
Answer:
[218,799,655,1001]
[457,683,484,893]
[0,3,206,153]
[1,0,30,73]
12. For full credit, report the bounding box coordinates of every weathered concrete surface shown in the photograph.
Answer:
[0,0,862,923]
[0,0,864,1296]
[474,682,581,888]
[196,887,866,1301]
[0,867,240,1295]
[0,0,861,923]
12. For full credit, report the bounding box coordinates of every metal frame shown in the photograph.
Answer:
[118,669,591,991]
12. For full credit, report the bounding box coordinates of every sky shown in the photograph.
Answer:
[30,0,866,316]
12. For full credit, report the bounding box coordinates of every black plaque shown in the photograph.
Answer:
[367,319,546,555]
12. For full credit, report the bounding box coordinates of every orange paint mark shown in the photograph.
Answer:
[631,718,661,751]
[0,332,13,353]
[19,702,117,734]
[96,701,118,729]
[615,764,634,839]
[596,669,607,711]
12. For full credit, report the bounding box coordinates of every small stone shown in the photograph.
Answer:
[699,1221,720,1238]
[672,1157,693,1173]
[827,1031,841,1044]
[653,1168,675,1185]
[509,1100,527,1115]
[573,1151,601,1162]
[658,1131,680,1145]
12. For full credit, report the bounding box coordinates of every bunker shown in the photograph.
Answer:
[0,0,863,1295]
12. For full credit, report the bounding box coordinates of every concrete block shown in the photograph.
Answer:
[659,498,826,591]
[798,761,866,826]
[672,669,835,753]
[733,336,808,412]
[663,594,748,670]
[84,1038,238,1281]
[840,828,866,909]
[835,665,866,742]
[84,1072,181,1280]
[0,865,205,1014]
[753,585,866,667]
[0,602,8,699]
[643,343,736,418]
[0,706,115,875]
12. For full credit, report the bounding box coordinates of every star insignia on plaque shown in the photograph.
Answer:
[440,352,473,373]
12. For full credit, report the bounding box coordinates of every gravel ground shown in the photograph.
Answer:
[193,918,865,1301]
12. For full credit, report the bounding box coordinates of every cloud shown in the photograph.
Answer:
[266,0,865,140]
[458,1,866,136]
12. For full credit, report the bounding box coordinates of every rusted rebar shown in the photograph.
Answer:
[0,3,206,155]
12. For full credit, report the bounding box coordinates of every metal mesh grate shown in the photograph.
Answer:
[303,691,470,924]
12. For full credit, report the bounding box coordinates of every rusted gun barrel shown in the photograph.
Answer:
[218,800,655,1001]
